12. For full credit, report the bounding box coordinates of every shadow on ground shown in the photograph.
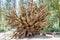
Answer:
[25,35,52,39]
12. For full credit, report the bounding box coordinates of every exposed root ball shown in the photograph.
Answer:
[5,2,50,38]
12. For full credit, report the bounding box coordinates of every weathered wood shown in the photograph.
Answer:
[5,2,50,38]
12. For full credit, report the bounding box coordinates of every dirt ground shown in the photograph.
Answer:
[0,31,60,40]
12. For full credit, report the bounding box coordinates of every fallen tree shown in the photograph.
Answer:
[4,2,50,39]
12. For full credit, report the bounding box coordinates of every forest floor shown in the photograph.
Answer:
[0,31,60,40]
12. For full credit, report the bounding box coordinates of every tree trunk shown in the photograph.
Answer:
[56,0,60,26]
